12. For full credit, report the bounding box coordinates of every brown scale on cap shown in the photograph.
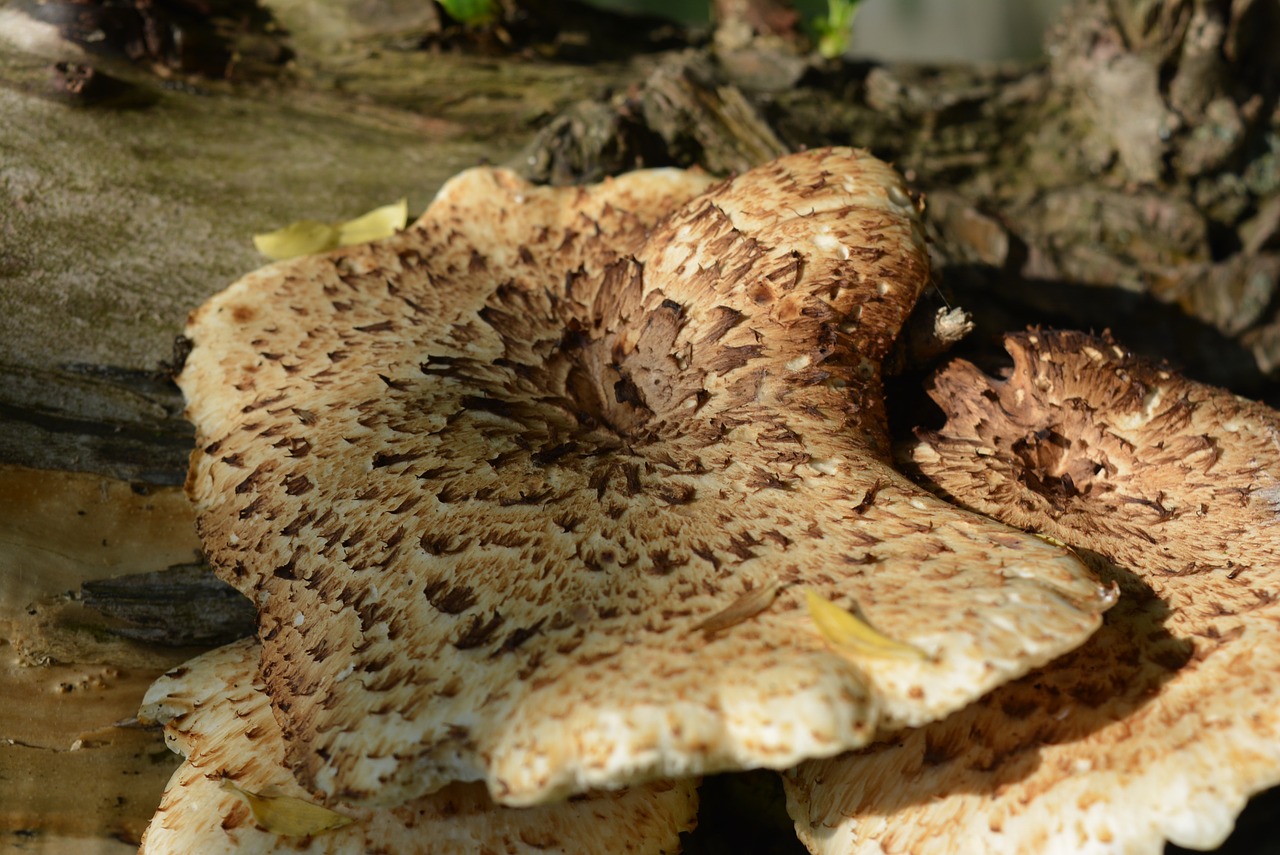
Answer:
[785,330,1280,855]
[138,639,698,854]
[178,149,1112,808]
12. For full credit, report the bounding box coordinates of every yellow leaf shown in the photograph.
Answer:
[1033,532,1070,549]
[337,198,408,246]
[252,199,409,261]
[805,588,926,661]
[221,779,354,837]
[252,220,340,261]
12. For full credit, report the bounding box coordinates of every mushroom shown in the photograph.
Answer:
[137,638,699,854]
[784,330,1280,854]
[176,148,1113,809]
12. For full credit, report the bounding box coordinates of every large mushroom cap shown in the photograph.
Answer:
[784,330,1280,854]
[178,148,1113,808]
[137,638,698,854]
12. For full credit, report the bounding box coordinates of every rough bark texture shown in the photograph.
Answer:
[2,0,1278,851]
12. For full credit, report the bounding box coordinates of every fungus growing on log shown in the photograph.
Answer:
[176,149,1113,809]
[784,330,1280,854]
[138,639,698,854]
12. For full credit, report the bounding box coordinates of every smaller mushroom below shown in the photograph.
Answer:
[136,638,699,855]
[784,330,1280,855]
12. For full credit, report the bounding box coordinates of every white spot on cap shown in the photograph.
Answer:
[807,459,839,476]
[786,355,812,371]
[812,233,850,259]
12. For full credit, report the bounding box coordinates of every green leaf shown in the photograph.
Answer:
[439,0,498,25]
[814,0,861,60]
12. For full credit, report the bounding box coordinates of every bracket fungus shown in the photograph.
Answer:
[138,638,698,854]
[175,148,1113,810]
[784,330,1280,854]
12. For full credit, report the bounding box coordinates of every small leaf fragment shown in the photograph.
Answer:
[253,199,409,261]
[805,588,926,660]
[1034,533,1070,550]
[337,199,409,246]
[220,779,354,836]
[693,578,783,636]
[253,220,340,261]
